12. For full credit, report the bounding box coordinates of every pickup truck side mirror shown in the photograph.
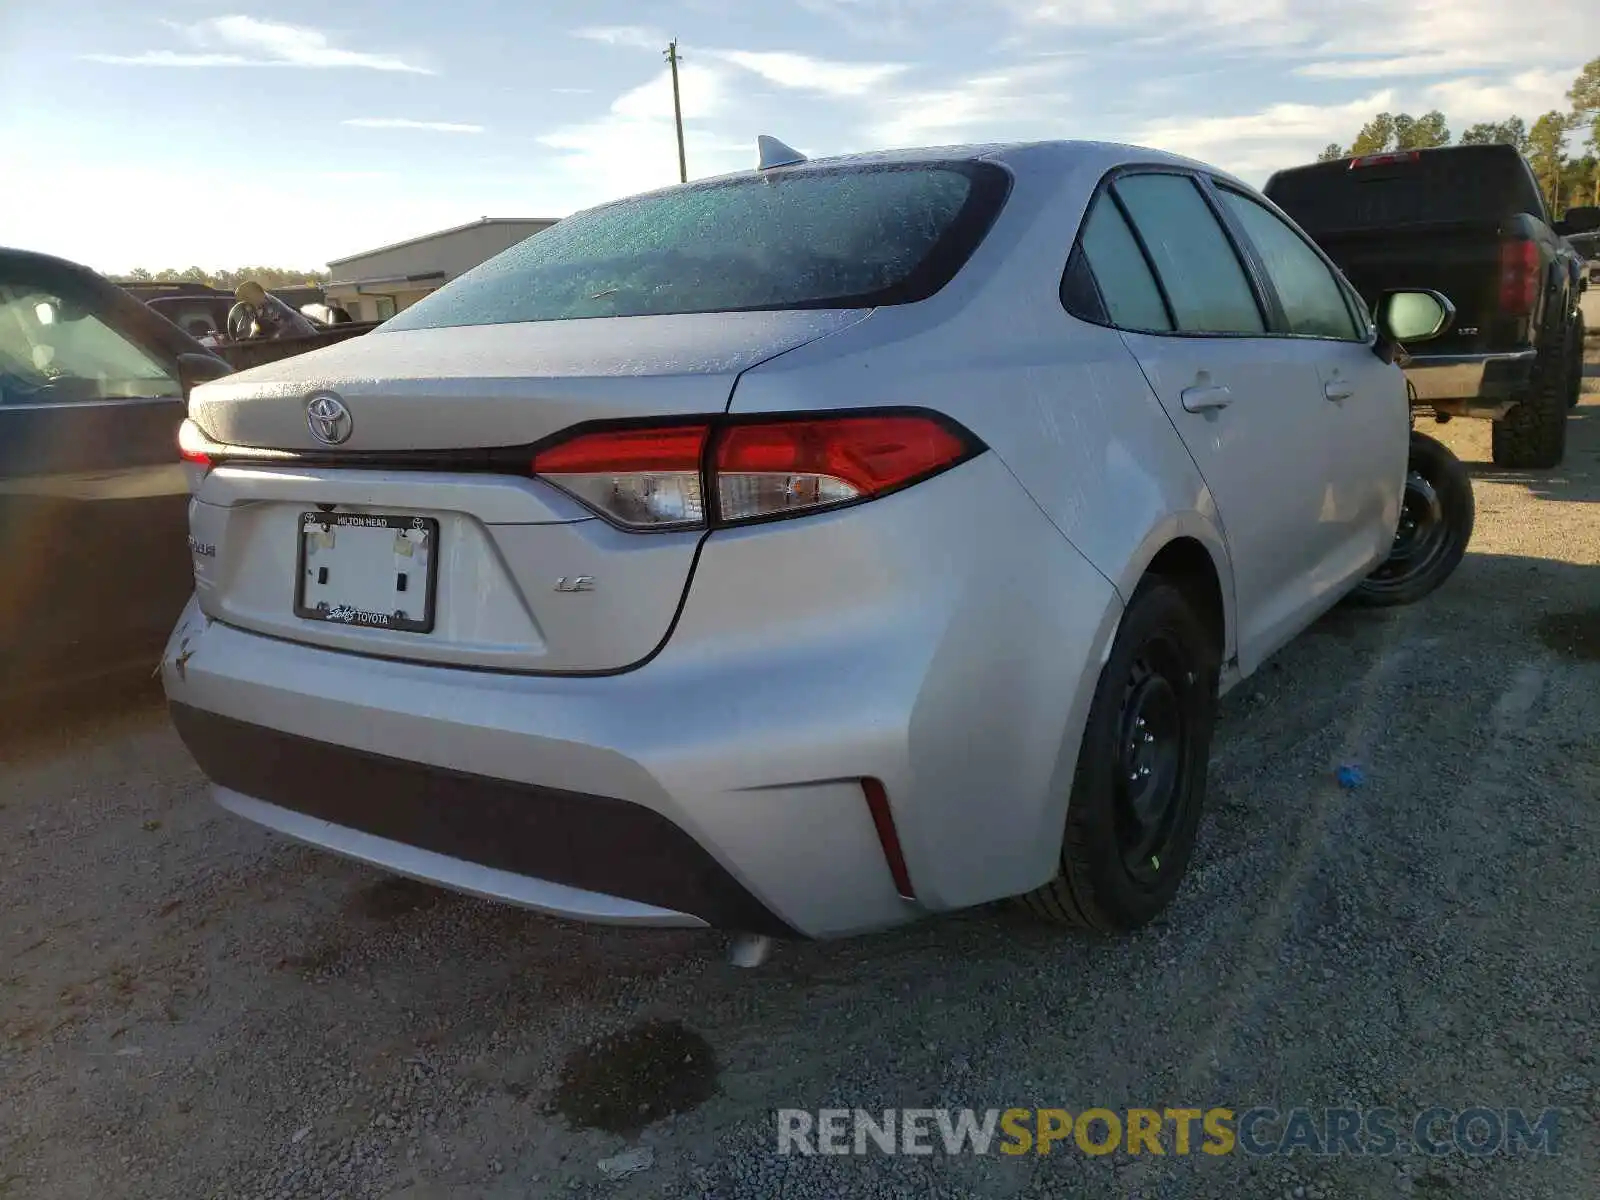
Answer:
[1556,205,1600,236]
[176,351,233,396]
[1373,289,1454,364]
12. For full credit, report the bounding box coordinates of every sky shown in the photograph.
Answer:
[0,0,1590,274]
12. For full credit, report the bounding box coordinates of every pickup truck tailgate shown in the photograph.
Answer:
[1311,221,1515,355]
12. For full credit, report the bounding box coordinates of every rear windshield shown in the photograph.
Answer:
[1263,146,1546,235]
[384,162,1011,329]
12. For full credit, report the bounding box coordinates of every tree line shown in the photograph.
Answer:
[1315,55,1600,217]
[113,266,331,290]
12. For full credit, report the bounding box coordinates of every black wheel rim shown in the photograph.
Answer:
[1364,469,1451,592]
[1112,635,1193,886]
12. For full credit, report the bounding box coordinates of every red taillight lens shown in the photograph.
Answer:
[530,411,978,530]
[531,423,709,529]
[714,414,972,523]
[1499,239,1539,315]
[1348,151,1421,169]
[178,418,212,468]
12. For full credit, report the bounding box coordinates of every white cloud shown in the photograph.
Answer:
[1133,89,1397,180]
[536,64,748,204]
[342,118,485,133]
[1125,60,1582,181]
[83,15,431,73]
[1299,0,1589,69]
[573,26,664,50]
[868,59,1077,147]
[1297,52,1498,80]
[794,0,951,43]
[1005,0,1312,50]
[1006,0,1591,72]
[709,49,907,97]
[1424,69,1578,128]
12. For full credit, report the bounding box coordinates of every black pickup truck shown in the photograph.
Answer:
[1264,145,1596,468]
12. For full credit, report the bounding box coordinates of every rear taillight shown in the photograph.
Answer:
[1499,239,1539,315]
[178,418,213,469]
[530,423,708,529]
[714,415,973,523]
[530,410,981,531]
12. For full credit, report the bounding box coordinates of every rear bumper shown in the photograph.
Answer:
[169,703,792,934]
[1404,349,1536,414]
[161,454,1123,939]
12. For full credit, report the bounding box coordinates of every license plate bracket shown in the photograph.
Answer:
[294,512,440,633]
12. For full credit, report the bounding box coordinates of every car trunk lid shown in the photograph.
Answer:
[189,311,868,450]
[186,310,869,673]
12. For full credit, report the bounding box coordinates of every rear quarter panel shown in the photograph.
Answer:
[729,146,1235,665]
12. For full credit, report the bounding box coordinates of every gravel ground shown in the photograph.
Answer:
[4,365,1599,1200]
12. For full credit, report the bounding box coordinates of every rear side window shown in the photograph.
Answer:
[1078,197,1172,331]
[385,163,1011,329]
[1218,188,1363,340]
[1113,174,1265,335]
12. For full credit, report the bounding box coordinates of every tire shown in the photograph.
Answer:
[1491,338,1569,468]
[1347,431,1474,608]
[1570,314,1586,409]
[1021,578,1219,933]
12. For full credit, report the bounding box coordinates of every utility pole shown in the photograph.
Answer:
[664,39,687,183]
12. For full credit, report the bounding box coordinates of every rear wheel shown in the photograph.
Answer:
[1570,315,1586,409]
[1347,431,1474,608]
[1491,339,1569,468]
[1021,578,1218,933]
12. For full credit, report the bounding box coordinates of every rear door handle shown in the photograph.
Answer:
[1324,381,1354,401]
[1180,384,1232,413]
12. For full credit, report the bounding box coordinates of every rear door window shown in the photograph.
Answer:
[1113,173,1265,335]
[1217,188,1364,340]
[385,162,1011,329]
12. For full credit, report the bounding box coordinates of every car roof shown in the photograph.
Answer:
[0,245,108,279]
[768,138,1215,172]
[588,139,1254,210]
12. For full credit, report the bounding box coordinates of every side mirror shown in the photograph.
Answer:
[176,351,233,395]
[1371,289,1453,366]
[1377,289,1454,343]
[1560,205,1600,235]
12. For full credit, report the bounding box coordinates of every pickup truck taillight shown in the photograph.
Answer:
[1499,239,1539,316]
[1348,151,1421,169]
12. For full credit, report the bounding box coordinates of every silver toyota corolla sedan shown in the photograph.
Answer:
[161,139,1458,941]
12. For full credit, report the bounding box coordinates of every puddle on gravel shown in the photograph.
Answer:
[548,1018,719,1135]
[1535,609,1600,662]
[349,876,456,920]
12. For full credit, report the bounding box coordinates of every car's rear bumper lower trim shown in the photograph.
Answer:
[168,702,799,937]
[214,788,709,927]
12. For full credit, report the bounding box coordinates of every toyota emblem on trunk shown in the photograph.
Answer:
[305,392,353,445]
